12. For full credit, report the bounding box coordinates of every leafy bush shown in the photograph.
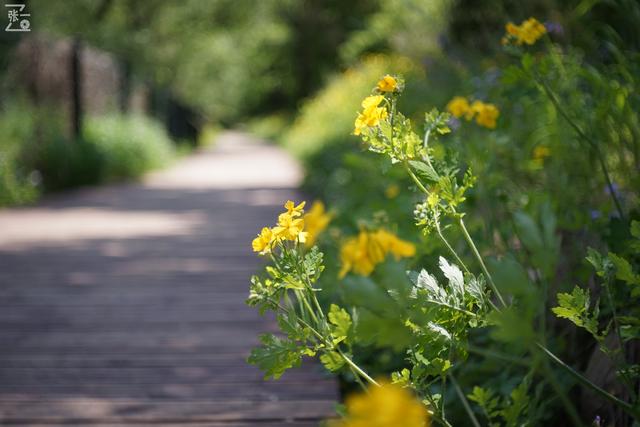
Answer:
[81,114,174,182]
[0,107,175,205]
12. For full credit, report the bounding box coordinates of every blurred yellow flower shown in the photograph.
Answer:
[473,102,499,129]
[385,184,400,199]
[504,17,546,46]
[331,382,429,427]
[304,201,332,247]
[377,75,398,92]
[339,229,415,278]
[427,192,440,208]
[273,212,306,241]
[446,96,470,118]
[252,227,274,254]
[354,95,388,135]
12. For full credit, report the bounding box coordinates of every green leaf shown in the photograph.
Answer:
[439,256,464,300]
[328,304,352,344]
[609,252,640,289]
[391,368,411,386]
[468,386,500,419]
[552,286,601,339]
[248,334,305,379]
[319,351,345,372]
[408,160,439,182]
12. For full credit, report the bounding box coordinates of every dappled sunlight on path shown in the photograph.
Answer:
[0,131,337,425]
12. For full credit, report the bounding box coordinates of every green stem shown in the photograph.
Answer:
[458,217,507,308]
[603,279,637,400]
[338,348,380,387]
[537,78,625,220]
[435,221,471,274]
[540,355,584,426]
[467,344,530,367]
[450,375,481,427]
[537,343,640,419]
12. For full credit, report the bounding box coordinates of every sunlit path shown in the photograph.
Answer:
[0,131,338,425]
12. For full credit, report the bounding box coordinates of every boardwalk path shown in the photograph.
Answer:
[0,131,338,426]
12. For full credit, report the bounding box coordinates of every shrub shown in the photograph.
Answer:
[81,114,174,182]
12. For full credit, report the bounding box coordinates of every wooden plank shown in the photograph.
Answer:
[0,133,336,423]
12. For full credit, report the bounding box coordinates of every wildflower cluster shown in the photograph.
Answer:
[502,17,546,46]
[446,96,500,129]
[251,200,331,254]
[247,14,640,426]
[339,228,416,278]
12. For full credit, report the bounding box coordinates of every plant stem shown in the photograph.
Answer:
[338,348,380,387]
[458,218,507,308]
[450,374,481,427]
[537,343,640,419]
[435,221,471,274]
[537,78,625,220]
[467,344,530,367]
[540,356,584,427]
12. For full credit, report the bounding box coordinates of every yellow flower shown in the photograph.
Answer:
[373,229,416,260]
[339,232,375,278]
[331,382,429,427]
[474,102,499,129]
[354,95,388,135]
[284,200,306,217]
[377,75,398,92]
[272,212,305,241]
[504,18,546,46]
[252,227,274,254]
[339,229,415,278]
[446,96,470,118]
[303,201,332,247]
[533,145,551,160]
[385,184,400,199]
[520,18,546,45]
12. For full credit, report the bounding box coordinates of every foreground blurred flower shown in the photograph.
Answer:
[377,75,398,92]
[354,95,388,135]
[339,229,415,278]
[504,17,546,46]
[330,382,429,427]
[303,201,332,247]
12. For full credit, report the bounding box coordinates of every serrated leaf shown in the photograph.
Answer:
[248,334,304,379]
[439,257,464,299]
[391,368,411,386]
[328,304,352,344]
[552,286,601,339]
[609,252,640,287]
[319,351,345,372]
[408,160,439,182]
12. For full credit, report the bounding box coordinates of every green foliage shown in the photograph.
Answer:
[552,286,602,341]
[248,333,311,379]
[81,115,174,181]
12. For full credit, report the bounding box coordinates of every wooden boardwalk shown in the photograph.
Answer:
[0,132,338,425]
